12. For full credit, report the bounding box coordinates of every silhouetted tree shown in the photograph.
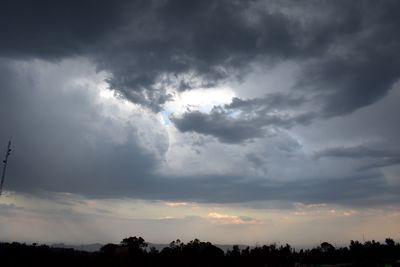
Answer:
[120,236,147,252]
[2,237,400,267]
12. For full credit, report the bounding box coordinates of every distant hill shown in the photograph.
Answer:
[51,243,103,252]
[50,242,249,252]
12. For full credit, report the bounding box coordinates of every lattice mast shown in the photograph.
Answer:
[0,140,12,196]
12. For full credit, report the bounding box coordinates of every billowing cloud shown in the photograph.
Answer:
[2,0,400,116]
[171,92,315,143]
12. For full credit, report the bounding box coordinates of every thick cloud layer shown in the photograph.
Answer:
[0,59,164,198]
[2,0,400,116]
[0,59,397,206]
[0,1,400,209]
[0,0,132,58]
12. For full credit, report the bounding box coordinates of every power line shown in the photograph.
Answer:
[0,140,12,196]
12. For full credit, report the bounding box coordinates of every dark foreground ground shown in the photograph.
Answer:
[1,237,400,267]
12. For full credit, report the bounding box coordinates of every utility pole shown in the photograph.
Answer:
[0,140,12,196]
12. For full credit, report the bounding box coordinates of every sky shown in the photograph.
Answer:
[0,0,399,247]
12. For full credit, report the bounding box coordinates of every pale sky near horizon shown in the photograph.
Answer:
[0,0,399,247]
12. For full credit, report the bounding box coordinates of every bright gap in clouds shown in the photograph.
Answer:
[163,86,236,121]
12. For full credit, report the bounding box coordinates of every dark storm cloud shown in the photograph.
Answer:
[84,0,400,115]
[0,0,133,59]
[2,0,400,116]
[225,93,306,112]
[172,110,265,143]
[94,0,400,135]
[2,0,294,111]
[170,0,400,140]
[172,93,315,143]
[172,109,314,143]
[292,0,400,117]
[300,43,400,117]
[93,0,299,111]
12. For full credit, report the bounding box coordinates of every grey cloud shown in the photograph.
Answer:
[93,0,299,111]
[297,0,400,117]
[314,145,400,170]
[290,173,398,207]
[6,172,400,208]
[2,0,400,117]
[225,93,307,112]
[0,0,133,59]
[301,50,400,117]
[246,153,268,168]
[0,59,162,198]
[314,145,400,160]
[171,110,265,144]
[132,171,399,207]
[361,158,400,171]
[171,94,315,143]
[0,59,395,207]
[87,0,400,115]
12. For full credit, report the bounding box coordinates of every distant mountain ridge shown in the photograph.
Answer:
[50,242,249,252]
[51,243,103,252]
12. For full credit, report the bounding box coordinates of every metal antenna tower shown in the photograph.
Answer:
[0,140,12,196]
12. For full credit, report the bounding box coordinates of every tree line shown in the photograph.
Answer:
[1,236,399,266]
